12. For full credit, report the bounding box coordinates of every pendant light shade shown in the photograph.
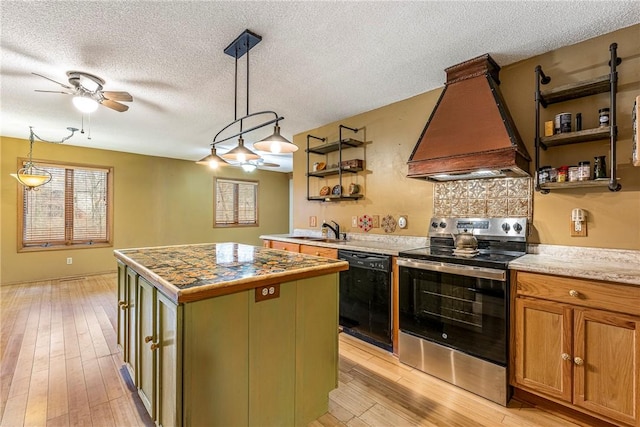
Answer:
[241,162,257,172]
[196,148,227,169]
[221,137,260,163]
[10,167,52,190]
[253,124,298,154]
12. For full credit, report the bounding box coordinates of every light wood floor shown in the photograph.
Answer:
[1,273,585,427]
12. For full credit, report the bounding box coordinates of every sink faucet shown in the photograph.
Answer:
[322,220,340,239]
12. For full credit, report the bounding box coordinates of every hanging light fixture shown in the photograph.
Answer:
[253,122,297,154]
[11,126,78,190]
[72,94,99,113]
[203,29,296,166]
[196,147,228,169]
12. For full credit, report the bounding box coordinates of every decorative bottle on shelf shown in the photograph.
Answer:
[593,155,607,179]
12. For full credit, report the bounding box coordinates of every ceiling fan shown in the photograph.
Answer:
[33,70,133,112]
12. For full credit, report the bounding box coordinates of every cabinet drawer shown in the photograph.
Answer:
[299,245,337,259]
[516,271,640,316]
[270,241,300,252]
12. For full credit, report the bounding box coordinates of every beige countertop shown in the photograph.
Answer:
[509,244,640,286]
[115,242,348,303]
[261,231,428,256]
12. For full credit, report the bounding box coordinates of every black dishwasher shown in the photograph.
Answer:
[338,250,392,351]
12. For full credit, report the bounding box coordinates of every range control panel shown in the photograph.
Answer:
[429,217,527,240]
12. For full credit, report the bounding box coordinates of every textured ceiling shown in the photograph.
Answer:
[1,1,639,172]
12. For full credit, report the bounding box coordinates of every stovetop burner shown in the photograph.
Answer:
[399,217,528,269]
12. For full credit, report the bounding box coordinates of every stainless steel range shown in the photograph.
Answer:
[397,217,527,406]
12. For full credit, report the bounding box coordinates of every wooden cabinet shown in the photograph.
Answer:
[264,240,338,259]
[299,244,338,259]
[116,261,127,355]
[124,268,138,382]
[534,43,622,193]
[512,271,639,426]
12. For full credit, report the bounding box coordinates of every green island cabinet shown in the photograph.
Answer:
[116,257,340,427]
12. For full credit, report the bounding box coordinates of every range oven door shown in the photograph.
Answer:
[397,258,508,365]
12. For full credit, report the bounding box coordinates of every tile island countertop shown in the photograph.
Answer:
[114,242,348,303]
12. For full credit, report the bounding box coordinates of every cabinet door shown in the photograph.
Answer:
[156,292,181,427]
[116,261,127,355]
[125,269,138,382]
[513,298,573,402]
[573,309,639,425]
[137,276,156,418]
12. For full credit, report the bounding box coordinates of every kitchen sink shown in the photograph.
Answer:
[286,236,347,244]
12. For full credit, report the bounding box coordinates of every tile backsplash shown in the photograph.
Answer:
[433,177,532,219]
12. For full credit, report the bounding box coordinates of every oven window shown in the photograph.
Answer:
[398,267,507,365]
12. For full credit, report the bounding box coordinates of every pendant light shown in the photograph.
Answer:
[253,123,297,154]
[11,126,78,190]
[204,29,294,166]
[196,147,228,169]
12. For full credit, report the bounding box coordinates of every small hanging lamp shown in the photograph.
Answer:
[196,147,228,169]
[253,123,298,154]
[11,126,78,190]
[220,136,260,163]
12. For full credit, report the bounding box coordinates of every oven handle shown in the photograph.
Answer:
[397,257,506,282]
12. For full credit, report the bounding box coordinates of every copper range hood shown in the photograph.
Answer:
[407,54,530,181]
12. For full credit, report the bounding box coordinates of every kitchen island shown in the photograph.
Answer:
[114,242,348,427]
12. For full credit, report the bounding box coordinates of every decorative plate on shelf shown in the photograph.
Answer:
[381,215,396,233]
[358,215,373,232]
[331,185,342,196]
[319,186,331,196]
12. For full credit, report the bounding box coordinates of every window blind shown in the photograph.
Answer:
[215,179,258,226]
[21,163,110,247]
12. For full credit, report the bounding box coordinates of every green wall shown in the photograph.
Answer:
[0,137,290,284]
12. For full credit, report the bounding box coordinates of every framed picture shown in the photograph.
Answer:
[633,95,639,167]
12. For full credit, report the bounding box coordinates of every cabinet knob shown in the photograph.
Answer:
[569,289,579,298]
[283,248,288,251]
[315,252,320,256]
[561,353,572,361]
[150,343,159,351]
[574,357,584,366]
[119,301,129,309]
[144,335,153,343]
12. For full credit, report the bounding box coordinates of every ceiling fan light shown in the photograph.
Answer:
[241,163,257,172]
[253,124,298,154]
[72,95,99,113]
[220,137,261,162]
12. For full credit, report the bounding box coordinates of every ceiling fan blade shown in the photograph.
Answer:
[35,89,72,95]
[102,91,133,102]
[32,72,73,90]
[101,99,129,112]
[261,162,280,167]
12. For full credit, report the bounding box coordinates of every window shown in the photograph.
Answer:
[215,178,258,227]
[17,160,113,251]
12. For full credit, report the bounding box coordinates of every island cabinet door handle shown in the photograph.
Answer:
[118,301,129,309]
[144,335,153,343]
[574,357,584,366]
[569,290,579,298]
[150,343,159,351]
[561,353,572,361]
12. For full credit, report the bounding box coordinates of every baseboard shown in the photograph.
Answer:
[0,270,117,287]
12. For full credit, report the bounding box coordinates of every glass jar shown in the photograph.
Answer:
[578,161,591,181]
[599,108,610,127]
[568,166,580,182]
[593,155,607,179]
[557,166,568,182]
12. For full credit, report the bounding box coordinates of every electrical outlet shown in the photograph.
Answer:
[309,216,317,227]
[352,216,358,227]
[570,220,587,237]
[66,257,73,265]
[372,215,380,228]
